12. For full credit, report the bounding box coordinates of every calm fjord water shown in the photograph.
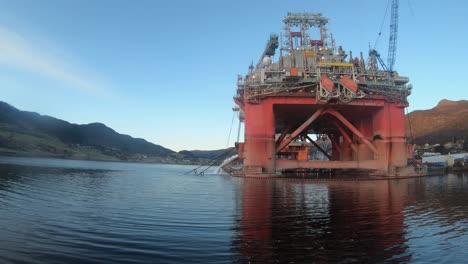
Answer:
[0,156,467,263]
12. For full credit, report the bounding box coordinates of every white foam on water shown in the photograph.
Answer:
[215,154,238,174]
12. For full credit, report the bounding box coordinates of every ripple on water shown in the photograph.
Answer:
[1,158,468,263]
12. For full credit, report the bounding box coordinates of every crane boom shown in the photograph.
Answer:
[387,0,399,72]
[256,34,279,69]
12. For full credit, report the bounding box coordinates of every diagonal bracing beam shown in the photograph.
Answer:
[276,108,325,152]
[306,135,332,160]
[331,120,358,153]
[330,134,342,154]
[323,109,377,154]
[276,123,294,147]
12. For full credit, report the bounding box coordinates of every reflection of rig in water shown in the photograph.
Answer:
[225,13,417,178]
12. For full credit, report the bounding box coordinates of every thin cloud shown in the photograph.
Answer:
[0,25,110,95]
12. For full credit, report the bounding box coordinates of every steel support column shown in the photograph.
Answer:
[244,100,276,174]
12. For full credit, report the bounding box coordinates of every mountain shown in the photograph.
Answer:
[0,101,185,163]
[179,148,237,160]
[407,99,468,145]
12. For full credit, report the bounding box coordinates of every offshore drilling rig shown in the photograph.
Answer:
[227,12,415,177]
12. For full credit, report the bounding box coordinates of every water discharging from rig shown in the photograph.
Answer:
[1,156,467,263]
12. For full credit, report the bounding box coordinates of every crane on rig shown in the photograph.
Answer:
[369,0,399,74]
[387,0,399,72]
[255,34,279,69]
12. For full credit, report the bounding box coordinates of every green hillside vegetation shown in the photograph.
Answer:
[0,101,215,164]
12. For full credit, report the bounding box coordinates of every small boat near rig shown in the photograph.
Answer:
[221,12,424,178]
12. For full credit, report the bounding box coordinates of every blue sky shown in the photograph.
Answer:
[0,0,467,151]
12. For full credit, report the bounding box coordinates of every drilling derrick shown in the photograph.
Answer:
[232,13,413,177]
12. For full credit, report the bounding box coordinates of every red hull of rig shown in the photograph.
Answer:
[227,13,416,177]
[237,95,410,176]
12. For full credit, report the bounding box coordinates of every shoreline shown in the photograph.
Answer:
[0,150,203,166]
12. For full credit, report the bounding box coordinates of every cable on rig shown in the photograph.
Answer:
[405,107,414,144]
[373,0,391,50]
[226,111,236,148]
[183,147,236,176]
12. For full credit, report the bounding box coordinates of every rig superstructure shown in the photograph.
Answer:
[228,13,414,177]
